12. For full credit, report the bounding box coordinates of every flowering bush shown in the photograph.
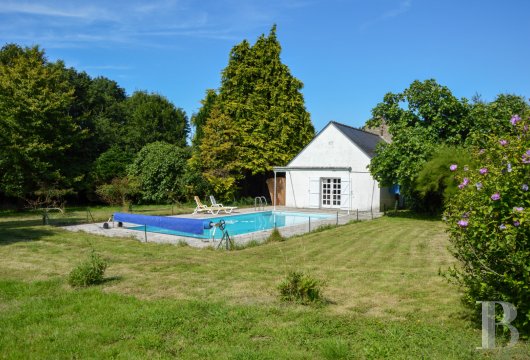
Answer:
[445,115,530,335]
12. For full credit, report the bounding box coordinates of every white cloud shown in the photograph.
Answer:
[381,0,411,19]
[0,2,109,20]
[0,0,314,48]
[360,0,412,31]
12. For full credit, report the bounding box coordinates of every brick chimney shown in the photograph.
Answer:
[363,120,392,143]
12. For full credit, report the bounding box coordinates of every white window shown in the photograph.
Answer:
[321,178,341,208]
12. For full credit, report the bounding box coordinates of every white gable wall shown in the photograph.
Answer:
[288,124,371,171]
[283,123,388,212]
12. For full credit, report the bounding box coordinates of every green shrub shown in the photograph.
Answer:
[95,177,139,207]
[266,227,285,242]
[127,142,190,203]
[414,144,477,213]
[278,271,324,305]
[91,146,132,185]
[232,239,261,250]
[312,224,336,234]
[444,114,530,335]
[176,240,189,247]
[68,250,108,287]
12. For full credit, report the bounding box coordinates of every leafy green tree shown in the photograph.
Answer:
[91,146,133,185]
[123,91,189,152]
[0,44,79,199]
[367,79,471,209]
[191,107,243,200]
[62,70,128,195]
[127,142,190,203]
[179,166,212,203]
[191,89,217,148]
[0,43,26,65]
[193,25,314,196]
[69,73,127,152]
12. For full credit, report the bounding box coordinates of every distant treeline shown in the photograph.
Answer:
[0,26,315,208]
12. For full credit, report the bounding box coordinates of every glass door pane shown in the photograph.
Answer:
[321,178,341,208]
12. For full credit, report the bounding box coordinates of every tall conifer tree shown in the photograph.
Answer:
[193,26,314,198]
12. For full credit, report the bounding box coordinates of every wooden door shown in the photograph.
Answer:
[266,176,285,206]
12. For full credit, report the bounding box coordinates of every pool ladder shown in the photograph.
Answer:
[254,196,268,211]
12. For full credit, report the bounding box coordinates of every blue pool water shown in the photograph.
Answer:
[128,211,334,239]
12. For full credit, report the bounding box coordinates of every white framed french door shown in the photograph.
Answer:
[321,178,341,208]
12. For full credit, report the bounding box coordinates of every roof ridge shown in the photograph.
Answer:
[330,121,382,138]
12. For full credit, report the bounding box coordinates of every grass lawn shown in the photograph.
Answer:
[0,210,528,359]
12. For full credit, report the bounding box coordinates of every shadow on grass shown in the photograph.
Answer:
[385,210,442,221]
[68,276,123,290]
[0,219,56,245]
[100,275,123,285]
[48,217,90,226]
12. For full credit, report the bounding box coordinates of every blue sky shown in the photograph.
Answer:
[1,0,529,132]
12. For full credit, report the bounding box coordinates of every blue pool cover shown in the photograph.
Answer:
[113,213,211,235]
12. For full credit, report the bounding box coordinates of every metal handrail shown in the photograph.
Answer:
[254,197,262,211]
[254,196,269,211]
[260,196,267,207]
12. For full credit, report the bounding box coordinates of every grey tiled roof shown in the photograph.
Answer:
[331,121,385,158]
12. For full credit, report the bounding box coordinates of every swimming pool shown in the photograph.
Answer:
[128,211,334,239]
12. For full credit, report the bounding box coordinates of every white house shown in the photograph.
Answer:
[272,121,395,212]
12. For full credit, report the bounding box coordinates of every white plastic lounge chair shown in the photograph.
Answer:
[193,196,218,214]
[209,195,237,214]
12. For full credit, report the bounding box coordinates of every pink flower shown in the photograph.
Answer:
[510,115,521,125]
[499,139,508,146]
[513,207,524,212]
[457,220,468,228]
[522,150,530,164]
[513,221,520,227]
[450,164,457,171]
[491,193,500,201]
[479,168,488,175]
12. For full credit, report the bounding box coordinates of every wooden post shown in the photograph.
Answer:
[42,209,49,225]
[273,171,277,211]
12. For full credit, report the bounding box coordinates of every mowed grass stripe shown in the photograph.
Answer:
[1,216,451,310]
